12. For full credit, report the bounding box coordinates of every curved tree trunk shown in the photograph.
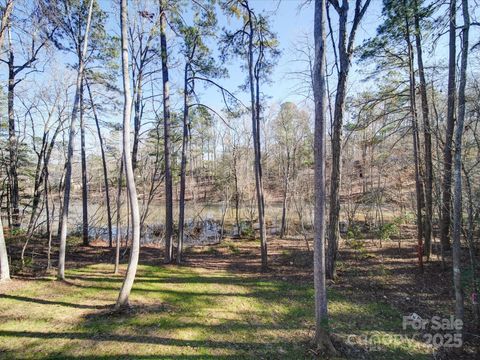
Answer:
[115,0,141,309]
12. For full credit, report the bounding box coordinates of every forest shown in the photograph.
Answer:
[0,0,479,359]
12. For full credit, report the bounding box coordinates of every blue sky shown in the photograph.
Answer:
[3,0,476,146]
[193,0,384,110]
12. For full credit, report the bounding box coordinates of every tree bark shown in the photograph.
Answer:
[245,2,267,270]
[280,151,290,238]
[115,0,141,309]
[232,142,240,234]
[86,79,113,248]
[440,0,456,252]
[159,0,173,263]
[326,0,371,280]
[177,63,189,264]
[255,62,268,272]
[44,154,54,270]
[413,0,433,260]
[405,4,424,272]
[463,167,479,329]
[313,0,337,354]
[114,158,124,275]
[80,81,89,246]
[0,215,8,281]
[57,0,94,280]
[451,0,469,330]
[132,70,143,172]
[0,0,13,46]
[7,27,19,229]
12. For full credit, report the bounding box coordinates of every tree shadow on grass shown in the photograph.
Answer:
[0,329,292,352]
[0,294,111,310]
[82,301,178,321]
[0,264,436,360]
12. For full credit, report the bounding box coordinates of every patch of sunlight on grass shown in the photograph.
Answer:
[0,263,433,359]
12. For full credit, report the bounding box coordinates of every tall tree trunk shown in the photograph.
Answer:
[326,1,348,280]
[57,0,94,280]
[313,0,337,354]
[132,70,143,171]
[115,0,141,309]
[414,0,433,260]
[0,215,8,281]
[432,86,447,268]
[5,179,11,227]
[232,143,240,234]
[245,3,267,270]
[114,158,124,274]
[177,64,189,264]
[86,79,113,248]
[255,74,267,271]
[463,167,479,329]
[326,78,346,278]
[451,0,469,330]
[80,81,89,246]
[159,0,173,263]
[44,154,54,271]
[326,0,371,280]
[405,6,424,272]
[7,28,19,229]
[440,0,456,252]
[280,152,290,238]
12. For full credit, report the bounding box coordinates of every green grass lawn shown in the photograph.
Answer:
[0,263,432,359]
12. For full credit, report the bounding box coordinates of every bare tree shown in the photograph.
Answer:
[326,0,371,279]
[404,0,424,272]
[130,4,159,172]
[440,0,456,252]
[451,0,470,332]
[4,2,55,229]
[221,0,278,270]
[158,0,173,263]
[0,0,14,282]
[313,0,337,354]
[79,81,89,245]
[57,0,94,280]
[85,78,113,248]
[413,0,433,260]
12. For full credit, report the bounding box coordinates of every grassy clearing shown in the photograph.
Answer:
[0,261,432,359]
